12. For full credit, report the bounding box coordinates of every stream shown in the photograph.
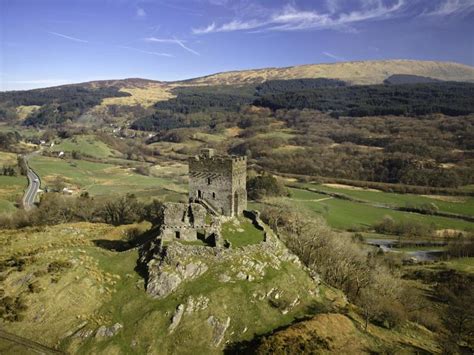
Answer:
[365,238,446,261]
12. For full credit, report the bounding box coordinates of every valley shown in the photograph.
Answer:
[0,59,473,353]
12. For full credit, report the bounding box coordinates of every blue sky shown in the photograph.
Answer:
[1,0,473,90]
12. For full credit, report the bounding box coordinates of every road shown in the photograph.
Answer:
[22,154,41,210]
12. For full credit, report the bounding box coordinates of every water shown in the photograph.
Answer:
[365,238,445,261]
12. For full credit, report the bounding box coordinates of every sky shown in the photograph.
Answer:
[1,0,473,90]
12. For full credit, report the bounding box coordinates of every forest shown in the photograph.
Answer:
[0,86,130,126]
[253,82,474,117]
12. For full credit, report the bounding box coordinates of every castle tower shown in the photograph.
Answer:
[188,148,247,217]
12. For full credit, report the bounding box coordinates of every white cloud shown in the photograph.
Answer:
[144,37,200,56]
[423,0,474,16]
[323,51,346,61]
[192,1,410,34]
[47,31,88,43]
[118,46,173,57]
[136,7,146,17]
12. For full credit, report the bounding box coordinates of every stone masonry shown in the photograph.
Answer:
[188,148,247,217]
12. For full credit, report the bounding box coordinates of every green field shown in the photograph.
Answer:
[305,183,474,217]
[29,155,186,201]
[50,135,118,159]
[0,175,26,213]
[269,188,474,232]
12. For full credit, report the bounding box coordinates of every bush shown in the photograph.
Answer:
[247,174,289,200]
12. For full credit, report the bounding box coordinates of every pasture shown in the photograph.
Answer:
[28,155,187,202]
[50,135,118,159]
[267,187,474,232]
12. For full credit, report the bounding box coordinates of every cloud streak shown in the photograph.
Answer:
[423,0,474,16]
[47,31,88,43]
[117,46,173,57]
[144,37,200,56]
[323,51,346,61]
[192,0,412,35]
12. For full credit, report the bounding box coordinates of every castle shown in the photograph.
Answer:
[158,149,247,245]
[189,148,247,217]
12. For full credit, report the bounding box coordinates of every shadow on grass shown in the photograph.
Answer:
[92,227,159,252]
[224,301,331,354]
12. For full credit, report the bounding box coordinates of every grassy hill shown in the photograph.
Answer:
[0,222,342,354]
[180,60,474,86]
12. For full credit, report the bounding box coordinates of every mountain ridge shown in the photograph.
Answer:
[2,59,474,93]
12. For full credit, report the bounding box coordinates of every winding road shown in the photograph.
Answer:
[22,154,41,210]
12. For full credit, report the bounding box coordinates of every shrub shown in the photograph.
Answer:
[247,174,289,200]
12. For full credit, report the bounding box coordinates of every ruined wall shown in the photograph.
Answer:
[188,151,247,217]
[160,202,210,242]
[231,158,247,216]
[161,202,207,227]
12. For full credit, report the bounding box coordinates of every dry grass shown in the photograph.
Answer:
[101,83,174,107]
[0,151,18,165]
[15,105,41,120]
[421,195,467,203]
[181,60,474,86]
[323,183,380,192]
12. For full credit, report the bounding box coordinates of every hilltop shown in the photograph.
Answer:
[180,60,474,86]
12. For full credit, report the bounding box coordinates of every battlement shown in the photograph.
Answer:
[188,148,247,217]
[189,149,247,177]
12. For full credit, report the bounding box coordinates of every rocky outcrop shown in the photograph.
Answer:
[95,323,123,338]
[139,211,318,299]
[168,304,185,333]
[146,257,208,299]
[207,316,231,347]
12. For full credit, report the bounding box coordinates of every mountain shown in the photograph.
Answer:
[179,60,474,86]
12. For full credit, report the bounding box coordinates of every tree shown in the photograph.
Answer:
[101,194,143,226]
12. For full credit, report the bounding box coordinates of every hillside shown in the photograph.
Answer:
[180,60,474,86]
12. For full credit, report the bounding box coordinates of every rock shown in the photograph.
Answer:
[218,274,231,283]
[147,271,182,299]
[95,323,123,338]
[207,316,231,347]
[74,328,94,339]
[181,262,208,279]
[169,304,185,333]
[236,271,246,280]
[63,321,88,339]
[186,295,210,314]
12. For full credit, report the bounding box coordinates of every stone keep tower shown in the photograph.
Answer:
[189,148,247,217]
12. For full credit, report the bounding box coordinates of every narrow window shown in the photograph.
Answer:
[175,231,180,239]
[207,177,211,185]
[212,192,216,199]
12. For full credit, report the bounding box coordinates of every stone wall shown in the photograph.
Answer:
[160,202,207,227]
[188,150,247,217]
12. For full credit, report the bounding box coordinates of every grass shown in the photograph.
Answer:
[441,257,474,274]
[0,175,26,213]
[50,135,118,159]
[0,151,18,165]
[100,84,174,107]
[221,216,265,247]
[16,105,41,120]
[274,188,474,232]
[28,155,186,200]
[305,183,474,217]
[0,221,337,354]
